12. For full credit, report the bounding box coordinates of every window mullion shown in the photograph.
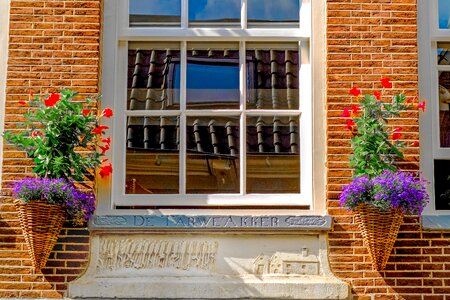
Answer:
[181,0,188,29]
[180,41,187,194]
[241,0,247,29]
[239,40,246,195]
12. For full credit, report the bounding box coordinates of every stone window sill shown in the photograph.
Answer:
[422,215,450,230]
[89,214,332,231]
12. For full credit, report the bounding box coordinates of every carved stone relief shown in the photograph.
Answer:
[98,238,218,272]
[252,248,319,275]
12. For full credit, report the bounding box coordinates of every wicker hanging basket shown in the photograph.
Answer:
[14,199,66,273]
[354,203,404,271]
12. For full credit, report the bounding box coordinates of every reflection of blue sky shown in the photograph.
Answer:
[439,0,450,28]
[129,0,180,16]
[185,63,239,102]
[189,0,240,21]
[248,0,299,22]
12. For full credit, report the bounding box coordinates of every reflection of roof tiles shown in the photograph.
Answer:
[127,48,299,155]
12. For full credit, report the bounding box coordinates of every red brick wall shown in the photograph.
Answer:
[0,0,100,297]
[1,0,449,299]
[327,0,450,299]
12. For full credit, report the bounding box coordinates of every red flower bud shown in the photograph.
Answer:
[82,109,91,116]
[411,141,420,147]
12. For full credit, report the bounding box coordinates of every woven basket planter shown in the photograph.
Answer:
[354,203,404,271]
[14,199,66,273]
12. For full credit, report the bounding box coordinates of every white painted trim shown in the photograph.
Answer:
[100,0,325,213]
[419,0,450,215]
[0,0,10,188]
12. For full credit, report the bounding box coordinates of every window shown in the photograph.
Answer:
[419,0,450,214]
[101,0,323,210]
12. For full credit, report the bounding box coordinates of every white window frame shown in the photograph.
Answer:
[0,0,10,189]
[419,0,450,215]
[98,0,326,214]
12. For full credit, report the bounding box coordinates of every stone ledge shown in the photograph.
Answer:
[68,232,349,299]
[90,215,332,231]
[69,275,349,300]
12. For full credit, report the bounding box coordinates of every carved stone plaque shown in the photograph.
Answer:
[98,238,218,272]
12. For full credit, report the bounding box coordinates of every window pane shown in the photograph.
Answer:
[438,71,450,147]
[439,0,450,29]
[126,116,180,194]
[246,44,299,110]
[434,160,450,210]
[246,116,300,193]
[128,43,180,111]
[187,43,240,109]
[437,43,450,65]
[248,0,299,27]
[189,0,240,27]
[129,0,181,27]
[186,116,240,194]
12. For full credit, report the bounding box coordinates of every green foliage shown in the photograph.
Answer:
[349,93,409,178]
[3,89,107,181]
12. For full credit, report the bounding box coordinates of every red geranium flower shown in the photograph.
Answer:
[411,141,420,147]
[351,104,360,114]
[417,101,426,112]
[101,107,113,118]
[381,77,392,88]
[92,125,109,135]
[373,91,381,100]
[407,95,418,104]
[99,163,113,178]
[346,119,355,130]
[102,136,111,145]
[44,93,60,107]
[99,144,110,154]
[82,109,91,116]
[31,130,42,137]
[342,107,351,117]
[349,87,361,97]
[392,132,402,140]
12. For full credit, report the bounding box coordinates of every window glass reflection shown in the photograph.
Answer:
[186,116,240,194]
[434,160,450,210]
[439,0,450,29]
[129,0,181,27]
[126,116,180,194]
[246,44,299,109]
[438,71,450,147]
[187,43,240,109]
[246,116,300,193]
[128,43,180,111]
[248,0,299,27]
[189,0,240,27]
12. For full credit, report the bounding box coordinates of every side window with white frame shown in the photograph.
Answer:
[101,0,321,210]
[419,0,450,213]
